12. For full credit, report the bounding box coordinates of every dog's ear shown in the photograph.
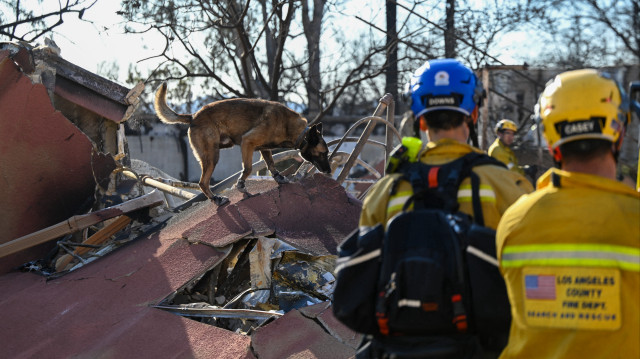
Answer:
[307,123,325,145]
[305,123,323,146]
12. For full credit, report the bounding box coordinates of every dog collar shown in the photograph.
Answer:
[295,126,310,149]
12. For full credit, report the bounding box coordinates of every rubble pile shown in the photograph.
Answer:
[0,170,363,358]
[0,40,368,358]
[157,235,337,334]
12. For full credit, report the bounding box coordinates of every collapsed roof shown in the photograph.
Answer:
[0,175,363,358]
[0,40,397,358]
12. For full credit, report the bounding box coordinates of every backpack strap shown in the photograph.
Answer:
[461,153,506,226]
[399,159,465,213]
[394,152,506,226]
[469,171,484,226]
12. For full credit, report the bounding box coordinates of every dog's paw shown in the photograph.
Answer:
[212,195,230,206]
[236,180,248,193]
[272,172,289,184]
[242,192,257,199]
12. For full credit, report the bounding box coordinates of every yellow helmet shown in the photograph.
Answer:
[495,119,518,134]
[537,69,629,158]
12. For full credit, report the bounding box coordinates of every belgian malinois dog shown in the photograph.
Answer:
[154,83,332,206]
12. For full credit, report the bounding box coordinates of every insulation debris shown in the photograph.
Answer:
[156,235,338,335]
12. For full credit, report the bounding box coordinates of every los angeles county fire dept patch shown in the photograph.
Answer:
[522,267,621,330]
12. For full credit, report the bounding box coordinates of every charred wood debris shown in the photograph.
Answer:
[6,172,338,335]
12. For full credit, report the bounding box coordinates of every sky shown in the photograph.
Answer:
[32,1,164,81]
[12,0,534,86]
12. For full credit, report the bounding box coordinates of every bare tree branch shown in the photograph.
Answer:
[313,45,388,123]
[0,0,97,42]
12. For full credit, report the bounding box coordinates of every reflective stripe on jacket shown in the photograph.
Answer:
[496,168,640,359]
[359,139,533,233]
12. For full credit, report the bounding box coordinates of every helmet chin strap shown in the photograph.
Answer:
[613,128,625,162]
[612,143,621,163]
[419,116,428,132]
[465,115,479,147]
[552,147,562,163]
[470,106,479,124]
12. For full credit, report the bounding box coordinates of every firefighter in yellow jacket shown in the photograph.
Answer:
[360,59,532,233]
[488,119,525,176]
[496,69,640,358]
[357,58,533,359]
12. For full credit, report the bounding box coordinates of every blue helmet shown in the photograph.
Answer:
[405,59,484,120]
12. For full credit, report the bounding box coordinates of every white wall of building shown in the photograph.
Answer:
[127,135,261,182]
[126,134,389,184]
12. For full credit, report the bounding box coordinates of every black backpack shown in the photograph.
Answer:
[333,152,511,354]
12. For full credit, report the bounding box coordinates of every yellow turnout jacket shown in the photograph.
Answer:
[359,139,533,232]
[497,168,640,358]
[488,138,525,176]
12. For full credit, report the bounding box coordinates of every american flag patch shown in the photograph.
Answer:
[525,275,556,300]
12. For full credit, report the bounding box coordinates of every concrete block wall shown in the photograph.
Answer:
[126,134,389,184]
[127,135,260,182]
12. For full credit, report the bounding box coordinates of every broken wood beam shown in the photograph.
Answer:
[153,178,201,190]
[54,215,132,272]
[0,190,165,259]
[122,170,197,200]
[122,81,144,122]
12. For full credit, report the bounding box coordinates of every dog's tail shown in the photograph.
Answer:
[154,82,193,125]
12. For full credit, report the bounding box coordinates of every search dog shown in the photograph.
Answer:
[153,82,332,206]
